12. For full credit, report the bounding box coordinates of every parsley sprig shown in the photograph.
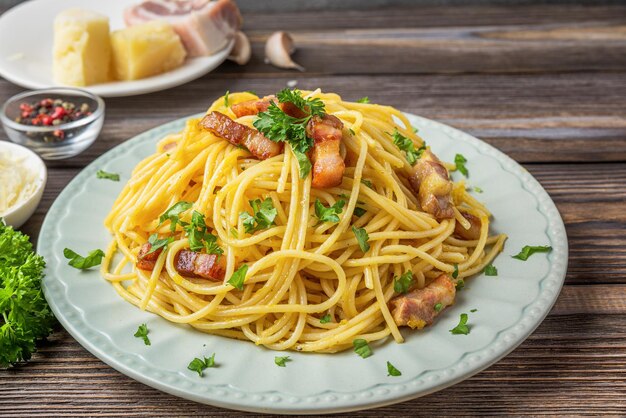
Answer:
[96,170,120,181]
[187,354,216,377]
[134,323,150,346]
[353,338,373,358]
[455,154,469,177]
[392,129,425,165]
[64,248,105,270]
[274,356,291,367]
[450,313,470,335]
[393,271,414,294]
[512,245,552,261]
[240,198,277,234]
[183,211,223,255]
[159,201,192,233]
[253,88,326,178]
[315,199,345,224]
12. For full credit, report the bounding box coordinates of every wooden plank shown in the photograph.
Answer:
[1,314,624,416]
[231,22,626,75]
[2,72,625,166]
[552,285,626,315]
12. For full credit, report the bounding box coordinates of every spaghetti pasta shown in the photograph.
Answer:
[101,90,506,353]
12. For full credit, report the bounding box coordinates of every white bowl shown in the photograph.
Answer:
[0,140,47,228]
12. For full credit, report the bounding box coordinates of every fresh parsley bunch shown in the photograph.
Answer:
[0,220,55,367]
[253,88,326,178]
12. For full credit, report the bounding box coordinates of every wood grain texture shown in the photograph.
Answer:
[2,2,626,417]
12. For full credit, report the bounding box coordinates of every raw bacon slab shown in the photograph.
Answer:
[124,0,242,57]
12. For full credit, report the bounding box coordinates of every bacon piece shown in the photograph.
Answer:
[408,150,454,219]
[306,114,345,188]
[454,211,482,240]
[231,95,276,118]
[136,243,225,281]
[124,0,242,57]
[174,250,225,281]
[199,111,283,160]
[137,243,162,271]
[231,95,308,119]
[390,274,456,329]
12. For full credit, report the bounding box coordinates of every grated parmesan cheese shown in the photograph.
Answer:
[0,148,38,216]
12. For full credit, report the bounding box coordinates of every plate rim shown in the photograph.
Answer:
[0,0,234,97]
[38,112,568,414]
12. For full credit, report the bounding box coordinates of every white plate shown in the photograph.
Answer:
[0,0,233,97]
[38,112,568,414]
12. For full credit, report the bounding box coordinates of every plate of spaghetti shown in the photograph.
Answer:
[39,89,567,414]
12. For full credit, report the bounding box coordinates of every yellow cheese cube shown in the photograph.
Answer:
[110,21,187,81]
[53,9,111,87]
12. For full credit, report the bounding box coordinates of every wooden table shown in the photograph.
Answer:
[2,3,626,416]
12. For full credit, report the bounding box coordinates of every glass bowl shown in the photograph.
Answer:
[0,88,105,160]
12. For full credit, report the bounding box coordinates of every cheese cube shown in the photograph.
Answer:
[110,21,187,81]
[53,9,111,86]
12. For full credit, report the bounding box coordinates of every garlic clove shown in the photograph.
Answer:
[227,31,251,65]
[264,31,305,72]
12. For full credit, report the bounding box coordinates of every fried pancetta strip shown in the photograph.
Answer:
[174,250,225,281]
[231,95,307,119]
[137,244,225,281]
[454,211,482,240]
[408,150,454,219]
[137,243,161,271]
[199,111,283,160]
[306,114,345,188]
[231,95,276,117]
[390,274,456,329]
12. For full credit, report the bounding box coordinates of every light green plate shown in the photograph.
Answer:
[39,113,568,414]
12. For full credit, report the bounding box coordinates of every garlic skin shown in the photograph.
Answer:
[264,31,305,72]
[227,31,251,65]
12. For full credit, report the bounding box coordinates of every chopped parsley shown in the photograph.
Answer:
[183,211,223,255]
[484,264,498,276]
[293,149,312,179]
[361,178,373,188]
[230,227,239,238]
[227,264,248,290]
[393,271,413,294]
[320,314,332,324]
[356,96,370,104]
[315,199,345,223]
[158,201,192,233]
[392,129,425,165]
[63,248,105,269]
[353,207,367,217]
[134,323,150,346]
[470,308,478,313]
[349,128,355,136]
[96,170,120,181]
[474,186,483,193]
[512,245,552,261]
[455,279,465,291]
[434,303,443,312]
[455,154,469,177]
[224,90,230,107]
[274,356,291,367]
[146,234,174,255]
[352,226,370,253]
[386,361,401,377]
[187,354,216,377]
[450,313,470,335]
[452,263,459,279]
[353,338,373,358]
[253,88,325,178]
[240,198,277,234]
